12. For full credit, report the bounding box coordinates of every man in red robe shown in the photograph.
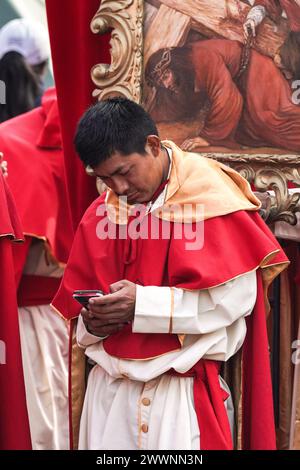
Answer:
[244,1,300,81]
[0,161,31,449]
[52,97,289,450]
[0,88,73,449]
[145,39,300,153]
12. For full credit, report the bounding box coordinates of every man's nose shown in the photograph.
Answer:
[163,76,172,89]
[113,178,129,196]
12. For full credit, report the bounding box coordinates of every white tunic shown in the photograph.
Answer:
[77,270,257,450]
[18,240,69,450]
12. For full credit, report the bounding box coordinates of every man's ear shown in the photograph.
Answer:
[146,135,161,157]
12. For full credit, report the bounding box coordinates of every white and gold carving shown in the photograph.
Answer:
[202,153,300,225]
[90,0,144,102]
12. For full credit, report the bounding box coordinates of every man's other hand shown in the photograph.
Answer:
[81,280,136,336]
[181,137,209,151]
[243,19,256,40]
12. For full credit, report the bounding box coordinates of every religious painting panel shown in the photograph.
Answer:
[90,0,300,224]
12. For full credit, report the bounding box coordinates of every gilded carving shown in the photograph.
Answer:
[202,153,300,225]
[90,0,144,102]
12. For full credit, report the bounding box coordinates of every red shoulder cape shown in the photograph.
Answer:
[0,87,73,270]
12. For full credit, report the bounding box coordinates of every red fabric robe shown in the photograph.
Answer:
[0,174,31,449]
[0,88,74,302]
[255,0,300,31]
[52,182,288,449]
[190,39,300,152]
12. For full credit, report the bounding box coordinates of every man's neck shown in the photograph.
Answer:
[144,147,170,206]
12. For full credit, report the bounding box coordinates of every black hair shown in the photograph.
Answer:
[0,51,45,123]
[74,97,159,168]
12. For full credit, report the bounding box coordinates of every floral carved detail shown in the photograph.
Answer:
[202,152,300,225]
[90,0,144,102]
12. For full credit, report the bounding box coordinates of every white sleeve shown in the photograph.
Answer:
[76,314,108,349]
[246,6,266,26]
[132,271,256,334]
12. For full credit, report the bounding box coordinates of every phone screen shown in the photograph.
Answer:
[73,290,104,308]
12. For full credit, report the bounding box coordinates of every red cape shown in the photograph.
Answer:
[0,174,31,449]
[0,87,73,280]
[53,193,288,449]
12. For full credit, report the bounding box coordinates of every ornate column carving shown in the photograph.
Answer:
[90,0,144,102]
[201,153,300,225]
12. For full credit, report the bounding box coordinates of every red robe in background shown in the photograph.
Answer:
[255,0,300,31]
[45,0,111,229]
[0,174,31,450]
[0,87,74,288]
[190,39,300,152]
[0,88,74,450]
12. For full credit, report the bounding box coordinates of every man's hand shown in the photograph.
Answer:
[81,280,136,337]
[81,307,125,336]
[243,19,256,40]
[0,153,8,178]
[181,136,209,152]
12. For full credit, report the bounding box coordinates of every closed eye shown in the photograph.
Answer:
[97,167,132,179]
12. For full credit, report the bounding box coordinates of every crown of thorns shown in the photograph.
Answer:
[146,48,172,87]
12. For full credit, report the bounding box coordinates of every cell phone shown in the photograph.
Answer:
[72,289,104,308]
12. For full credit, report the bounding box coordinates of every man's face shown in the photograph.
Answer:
[93,136,166,204]
[158,68,180,94]
[157,67,195,103]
